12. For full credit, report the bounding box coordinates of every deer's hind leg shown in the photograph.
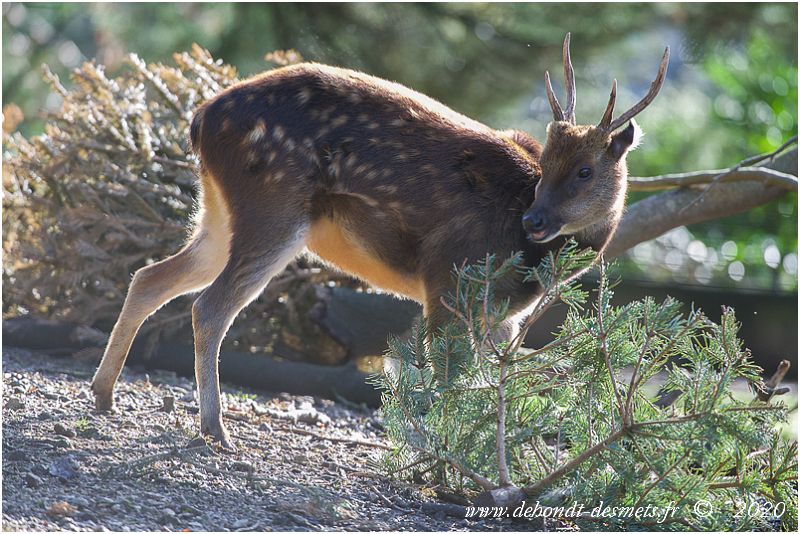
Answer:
[191,211,310,449]
[91,180,231,411]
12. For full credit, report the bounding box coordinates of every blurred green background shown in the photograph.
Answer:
[3,2,797,293]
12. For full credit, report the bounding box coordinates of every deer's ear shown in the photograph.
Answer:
[504,129,542,159]
[608,120,643,159]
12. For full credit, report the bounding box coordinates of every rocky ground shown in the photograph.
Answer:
[2,347,545,532]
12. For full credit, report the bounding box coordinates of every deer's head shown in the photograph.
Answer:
[523,34,669,245]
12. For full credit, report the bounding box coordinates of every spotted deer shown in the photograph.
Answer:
[91,34,669,448]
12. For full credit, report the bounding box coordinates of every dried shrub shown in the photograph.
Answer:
[2,46,348,358]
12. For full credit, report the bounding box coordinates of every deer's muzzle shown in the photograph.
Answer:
[522,209,562,243]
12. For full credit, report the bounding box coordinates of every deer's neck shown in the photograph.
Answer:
[574,214,620,254]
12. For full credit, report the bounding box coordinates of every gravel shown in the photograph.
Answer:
[2,347,542,531]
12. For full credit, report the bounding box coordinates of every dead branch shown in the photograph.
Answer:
[607,146,797,258]
[629,135,797,192]
[270,422,395,451]
[628,166,797,191]
[755,359,792,402]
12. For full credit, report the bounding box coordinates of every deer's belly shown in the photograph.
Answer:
[306,218,425,302]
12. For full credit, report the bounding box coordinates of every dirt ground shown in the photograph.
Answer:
[2,347,545,532]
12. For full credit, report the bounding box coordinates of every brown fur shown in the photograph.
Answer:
[92,61,646,448]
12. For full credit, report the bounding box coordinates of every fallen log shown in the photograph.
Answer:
[128,341,382,406]
[1,312,389,406]
[2,316,108,353]
[3,277,794,406]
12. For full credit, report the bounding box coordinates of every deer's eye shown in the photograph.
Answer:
[578,166,593,180]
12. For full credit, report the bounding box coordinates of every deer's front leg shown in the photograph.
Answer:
[425,280,521,347]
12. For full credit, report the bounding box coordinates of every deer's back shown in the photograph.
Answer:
[191,63,543,303]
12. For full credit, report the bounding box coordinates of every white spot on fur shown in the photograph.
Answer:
[248,119,267,144]
[377,185,398,195]
[319,107,334,121]
[331,115,349,128]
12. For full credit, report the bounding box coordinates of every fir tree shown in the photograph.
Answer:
[377,242,797,531]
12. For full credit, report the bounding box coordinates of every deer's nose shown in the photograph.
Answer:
[523,211,547,233]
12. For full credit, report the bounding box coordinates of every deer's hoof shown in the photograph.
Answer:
[90,385,115,412]
[202,420,236,452]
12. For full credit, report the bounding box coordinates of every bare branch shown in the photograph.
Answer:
[755,360,792,402]
[628,166,798,191]
[606,146,797,258]
[678,135,797,210]
[496,354,512,486]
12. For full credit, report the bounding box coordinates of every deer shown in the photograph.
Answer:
[91,34,669,449]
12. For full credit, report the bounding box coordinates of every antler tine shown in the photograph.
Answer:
[598,79,617,129]
[544,70,565,122]
[606,47,670,132]
[562,32,576,124]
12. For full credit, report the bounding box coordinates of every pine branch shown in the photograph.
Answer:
[596,261,628,424]
[379,241,796,529]
[522,427,628,497]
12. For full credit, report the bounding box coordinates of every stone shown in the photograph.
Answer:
[48,456,79,480]
[231,461,254,473]
[25,472,43,488]
[160,395,175,413]
[186,436,207,449]
[46,501,77,518]
[53,436,73,449]
[6,449,27,461]
[54,423,76,438]
[6,397,25,410]
[473,485,526,508]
